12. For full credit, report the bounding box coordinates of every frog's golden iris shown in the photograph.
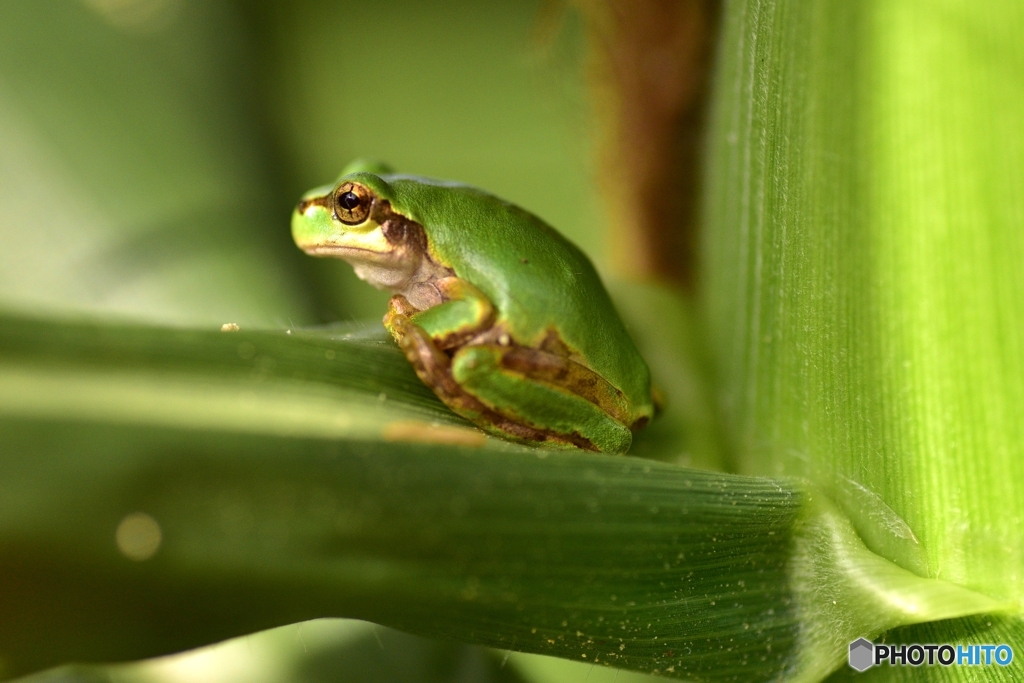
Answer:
[334,181,372,225]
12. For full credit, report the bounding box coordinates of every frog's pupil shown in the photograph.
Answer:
[340,192,360,210]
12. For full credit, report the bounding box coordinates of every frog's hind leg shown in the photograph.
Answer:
[385,300,589,447]
[450,345,633,454]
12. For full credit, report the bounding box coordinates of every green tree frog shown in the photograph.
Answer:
[292,161,654,453]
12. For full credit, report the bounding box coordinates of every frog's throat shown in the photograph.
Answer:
[336,207,455,305]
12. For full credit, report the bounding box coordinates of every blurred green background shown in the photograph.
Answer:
[0,0,606,327]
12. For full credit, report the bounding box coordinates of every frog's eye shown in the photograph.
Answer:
[334,182,373,224]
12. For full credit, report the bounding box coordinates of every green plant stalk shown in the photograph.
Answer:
[702,0,1024,609]
[702,2,1024,680]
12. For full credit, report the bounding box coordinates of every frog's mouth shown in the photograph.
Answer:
[302,239,393,260]
[303,235,414,291]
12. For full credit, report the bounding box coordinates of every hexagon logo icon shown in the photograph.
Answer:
[849,638,874,671]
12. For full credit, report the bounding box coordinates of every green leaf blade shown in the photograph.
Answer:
[0,311,1007,682]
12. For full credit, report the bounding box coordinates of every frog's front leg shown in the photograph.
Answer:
[382,276,494,409]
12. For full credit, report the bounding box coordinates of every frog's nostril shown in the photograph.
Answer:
[297,194,332,215]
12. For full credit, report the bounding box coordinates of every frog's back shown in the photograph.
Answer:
[383,175,652,417]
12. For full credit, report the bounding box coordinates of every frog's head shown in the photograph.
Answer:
[292,168,427,290]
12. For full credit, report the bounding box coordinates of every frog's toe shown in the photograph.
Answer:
[451,345,632,454]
